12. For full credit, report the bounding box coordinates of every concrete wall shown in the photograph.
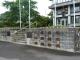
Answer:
[0,27,80,52]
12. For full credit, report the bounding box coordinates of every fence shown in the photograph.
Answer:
[0,27,80,52]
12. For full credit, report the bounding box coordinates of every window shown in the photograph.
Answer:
[76,16,80,23]
[40,37,44,40]
[48,31,51,34]
[62,20,65,25]
[48,43,52,47]
[34,42,38,45]
[48,37,51,41]
[70,4,80,13]
[7,31,11,36]
[57,18,61,24]
[71,16,80,24]
[41,43,45,46]
[27,32,32,38]
[1,31,11,36]
[57,9,62,15]
[57,7,68,15]
[40,31,44,34]
[75,6,80,12]
[71,16,74,24]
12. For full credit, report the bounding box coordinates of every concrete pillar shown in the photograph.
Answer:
[52,0,55,27]
[73,0,76,27]
[52,0,57,27]
[53,9,55,27]
[54,1,57,26]
[68,5,71,26]
[55,8,57,26]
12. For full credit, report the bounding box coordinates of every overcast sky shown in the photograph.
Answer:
[34,0,52,16]
[0,0,52,16]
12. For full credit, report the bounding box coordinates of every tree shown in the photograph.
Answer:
[32,15,50,27]
[48,10,53,26]
[1,0,50,28]
[2,0,39,27]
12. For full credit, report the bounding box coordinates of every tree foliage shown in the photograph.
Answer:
[32,15,50,27]
[48,10,53,26]
[0,0,50,28]
[1,0,39,27]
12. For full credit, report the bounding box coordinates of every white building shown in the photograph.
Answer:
[49,0,80,27]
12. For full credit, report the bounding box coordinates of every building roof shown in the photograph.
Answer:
[49,0,80,9]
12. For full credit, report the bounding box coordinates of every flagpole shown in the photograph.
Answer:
[29,0,31,28]
[19,0,22,29]
[73,0,75,28]
[52,0,54,27]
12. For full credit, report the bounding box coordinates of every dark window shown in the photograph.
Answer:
[40,37,44,40]
[70,4,80,13]
[34,42,38,45]
[57,6,68,15]
[40,31,44,34]
[41,43,44,46]
[57,9,62,15]
[71,16,80,24]
[27,32,32,38]
[48,31,51,34]
[1,31,10,36]
[7,31,10,36]
[76,16,80,23]
[71,16,74,24]
[57,18,61,24]
[48,37,51,41]
[56,31,60,35]
[56,38,60,41]
[62,20,64,25]
[48,44,51,47]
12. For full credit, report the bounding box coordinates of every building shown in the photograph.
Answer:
[49,0,80,27]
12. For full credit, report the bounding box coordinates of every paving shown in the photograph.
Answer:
[0,41,80,60]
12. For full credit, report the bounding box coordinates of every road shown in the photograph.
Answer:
[0,41,80,60]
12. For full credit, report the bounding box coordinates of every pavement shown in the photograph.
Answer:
[0,41,80,60]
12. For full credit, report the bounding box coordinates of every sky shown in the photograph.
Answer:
[0,0,52,16]
[34,0,52,16]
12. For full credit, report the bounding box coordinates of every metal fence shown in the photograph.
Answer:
[0,27,80,52]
